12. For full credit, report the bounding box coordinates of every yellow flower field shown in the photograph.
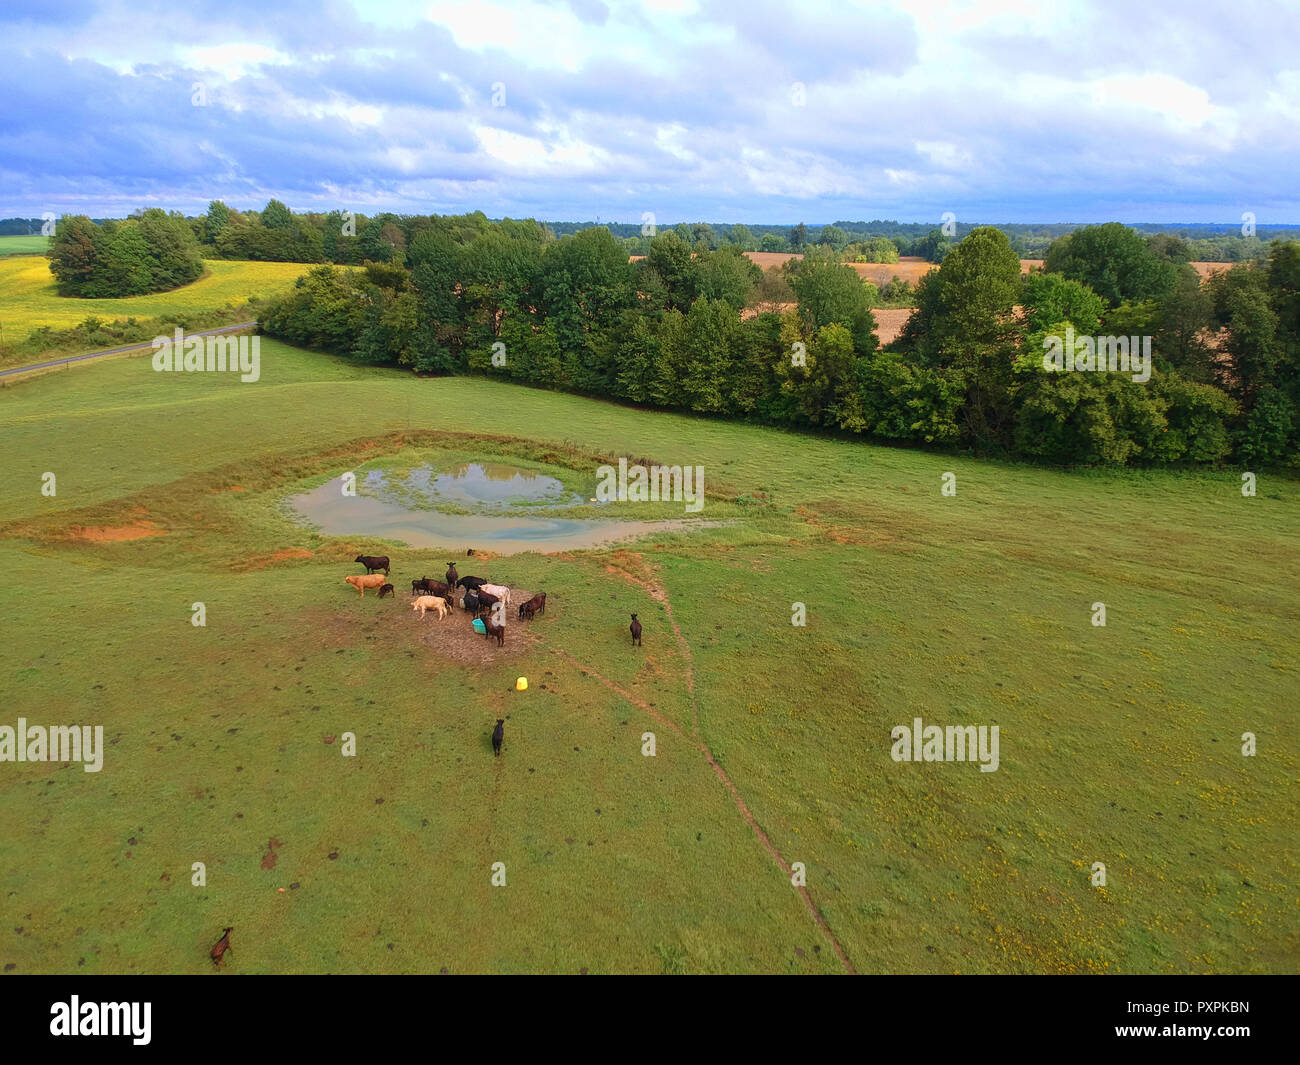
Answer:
[0,256,313,333]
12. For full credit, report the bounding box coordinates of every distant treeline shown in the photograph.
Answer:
[259,213,1300,468]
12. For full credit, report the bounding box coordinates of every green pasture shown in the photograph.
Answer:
[0,338,1295,973]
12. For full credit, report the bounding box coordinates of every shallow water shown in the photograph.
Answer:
[402,463,584,508]
[290,472,711,554]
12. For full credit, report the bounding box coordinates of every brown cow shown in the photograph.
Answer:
[210,927,233,967]
[345,573,388,597]
[518,592,546,620]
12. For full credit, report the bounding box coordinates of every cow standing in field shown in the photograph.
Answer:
[378,584,394,598]
[445,563,459,588]
[345,573,388,596]
[210,927,233,967]
[412,595,450,619]
[354,554,390,575]
[630,613,642,647]
[518,593,546,620]
[492,719,504,756]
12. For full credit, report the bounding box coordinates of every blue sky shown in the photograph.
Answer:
[1,0,1295,224]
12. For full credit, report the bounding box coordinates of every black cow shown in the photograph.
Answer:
[456,575,488,592]
[492,719,504,756]
[378,584,394,598]
[445,562,459,587]
[630,613,642,647]
[355,554,389,575]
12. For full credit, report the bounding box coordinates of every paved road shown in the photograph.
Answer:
[0,321,258,380]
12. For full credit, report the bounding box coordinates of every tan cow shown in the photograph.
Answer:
[412,594,449,619]
[345,573,388,597]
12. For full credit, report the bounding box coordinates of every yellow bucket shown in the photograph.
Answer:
[516,677,528,691]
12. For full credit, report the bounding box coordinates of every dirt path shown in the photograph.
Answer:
[563,558,857,973]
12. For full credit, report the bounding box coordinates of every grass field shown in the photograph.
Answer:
[0,235,51,257]
[0,257,312,334]
[0,338,1296,974]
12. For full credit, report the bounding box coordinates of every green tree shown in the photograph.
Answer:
[261,199,294,230]
[786,248,878,355]
[1044,223,1180,306]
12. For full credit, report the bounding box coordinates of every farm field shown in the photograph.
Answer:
[0,257,314,333]
[0,337,1295,975]
[0,235,50,257]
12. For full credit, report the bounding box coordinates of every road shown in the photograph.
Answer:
[0,321,258,380]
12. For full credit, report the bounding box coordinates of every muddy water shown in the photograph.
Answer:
[289,468,713,554]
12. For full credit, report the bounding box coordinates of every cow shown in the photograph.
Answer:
[456,576,488,592]
[210,927,233,967]
[479,583,511,607]
[445,562,459,587]
[630,613,642,647]
[518,592,546,620]
[484,620,506,647]
[412,595,450,619]
[354,554,390,575]
[345,573,388,596]
[462,592,481,615]
[411,576,436,597]
[378,583,394,599]
[492,719,504,756]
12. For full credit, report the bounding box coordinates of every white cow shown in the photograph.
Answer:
[412,595,449,619]
[479,583,511,607]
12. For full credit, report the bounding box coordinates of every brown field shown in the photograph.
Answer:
[631,251,1228,284]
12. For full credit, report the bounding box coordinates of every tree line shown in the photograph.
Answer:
[261,214,1299,468]
[48,210,203,297]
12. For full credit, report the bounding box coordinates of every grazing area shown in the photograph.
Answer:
[0,256,312,334]
[0,336,1295,974]
[0,235,50,257]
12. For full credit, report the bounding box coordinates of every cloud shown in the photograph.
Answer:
[0,0,1296,222]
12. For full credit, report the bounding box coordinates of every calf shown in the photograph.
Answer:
[354,554,390,575]
[210,927,233,967]
[630,613,642,647]
[518,592,546,620]
[345,573,388,596]
[462,592,481,615]
[378,583,394,599]
[411,576,435,597]
[492,719,504,756]
[484,620,506,647]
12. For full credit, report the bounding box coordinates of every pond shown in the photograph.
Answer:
[288,463,714,554]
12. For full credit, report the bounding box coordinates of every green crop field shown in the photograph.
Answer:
[0,235,50,257]
[0,257,312,334]
[0,338,1296,974]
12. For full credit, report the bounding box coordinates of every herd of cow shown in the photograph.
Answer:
[343,553,549,648]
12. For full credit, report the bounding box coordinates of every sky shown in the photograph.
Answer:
[0,0,1296,225]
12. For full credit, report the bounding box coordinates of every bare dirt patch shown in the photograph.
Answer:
[65,522,165,542]
[312,587,545,672]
